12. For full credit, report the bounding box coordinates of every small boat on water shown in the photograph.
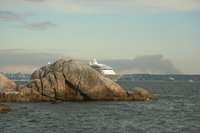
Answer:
[89,59,122,81]
[164,78,174,81]
[188,80,193,82]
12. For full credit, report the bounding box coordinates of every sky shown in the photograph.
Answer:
[0,0,200,74]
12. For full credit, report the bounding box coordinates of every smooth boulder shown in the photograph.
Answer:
[27,59,128,101]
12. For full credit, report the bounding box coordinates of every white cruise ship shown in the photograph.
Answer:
[89,59,122,81]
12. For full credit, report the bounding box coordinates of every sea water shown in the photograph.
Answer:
[1,81,200,133]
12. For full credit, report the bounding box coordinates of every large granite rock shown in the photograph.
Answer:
[0,59,157,102]
[27,59,128,101]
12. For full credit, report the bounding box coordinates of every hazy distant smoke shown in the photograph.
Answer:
[92,54,183,74]
[0,49,64,73]
[0,50,182,74]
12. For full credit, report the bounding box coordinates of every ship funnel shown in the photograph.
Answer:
[93,59,97,64]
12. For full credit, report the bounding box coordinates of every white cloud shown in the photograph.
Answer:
[127,0,200,13]
[25,0,46,2]
[0,0,199,15]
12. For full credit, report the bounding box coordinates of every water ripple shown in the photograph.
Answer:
[1,81,200,133]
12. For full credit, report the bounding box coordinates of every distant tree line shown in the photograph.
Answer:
[119,74,200,81]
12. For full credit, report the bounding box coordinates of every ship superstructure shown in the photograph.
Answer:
[89,59,121,81]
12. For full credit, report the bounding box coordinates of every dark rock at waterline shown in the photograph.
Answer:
[132,87,158,100]
[0,73,42,102]
[0,59,157,102]
[0,104,14,114]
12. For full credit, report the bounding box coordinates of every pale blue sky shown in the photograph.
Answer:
[0,0,200,74]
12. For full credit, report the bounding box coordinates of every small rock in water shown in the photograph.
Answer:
[0,104,14,114]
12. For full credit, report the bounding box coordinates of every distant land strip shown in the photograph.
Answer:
[1,72,200,81]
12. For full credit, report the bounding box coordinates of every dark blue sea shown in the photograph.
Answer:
[1,81,200,133]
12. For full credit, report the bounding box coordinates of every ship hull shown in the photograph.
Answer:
[105,74,122,81]
[164,78,174,81]
[164,79,174,81]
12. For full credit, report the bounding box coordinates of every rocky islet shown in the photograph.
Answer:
[0,59,157,113]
